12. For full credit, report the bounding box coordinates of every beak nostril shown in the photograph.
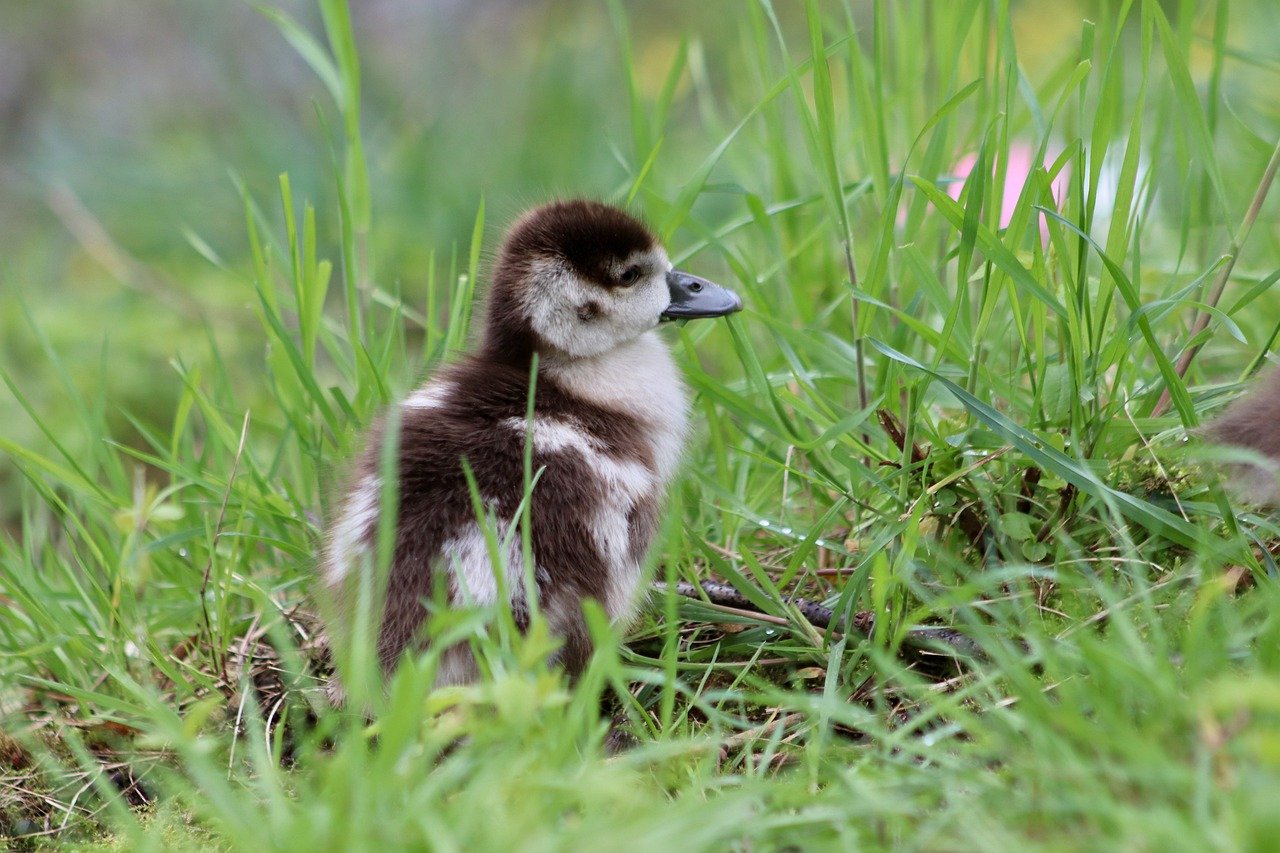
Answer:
[661,268,740,321]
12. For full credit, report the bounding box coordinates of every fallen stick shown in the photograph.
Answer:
[722,711,806,751]
[652,579,986,661]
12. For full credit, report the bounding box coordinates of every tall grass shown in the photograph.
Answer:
[2,0,1280,848]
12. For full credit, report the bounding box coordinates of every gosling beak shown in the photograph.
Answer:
[660,270,743,321]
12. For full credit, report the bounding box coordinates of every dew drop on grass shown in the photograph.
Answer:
[759,519,771,528]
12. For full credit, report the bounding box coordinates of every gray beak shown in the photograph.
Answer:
[660,270,743,321]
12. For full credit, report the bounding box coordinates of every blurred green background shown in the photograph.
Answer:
[2,0,1278,523]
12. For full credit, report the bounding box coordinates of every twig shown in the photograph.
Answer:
[877,408,926,464]
[845,240,873,471]
[654,579,986,661]
[723,712,806,752]
[660,580,843,630]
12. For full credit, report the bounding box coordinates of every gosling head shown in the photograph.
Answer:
[480,200,741,363]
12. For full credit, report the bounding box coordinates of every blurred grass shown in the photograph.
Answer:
[3,0,1280,848]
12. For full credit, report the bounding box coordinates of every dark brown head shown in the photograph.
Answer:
[480,200,740,363]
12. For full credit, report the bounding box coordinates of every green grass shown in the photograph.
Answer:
[3,0,1280,848]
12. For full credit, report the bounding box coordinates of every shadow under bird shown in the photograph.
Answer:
[322,199,741,691]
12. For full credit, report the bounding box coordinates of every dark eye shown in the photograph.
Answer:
[619,265,642,287]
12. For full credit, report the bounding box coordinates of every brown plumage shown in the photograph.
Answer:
[1204,368,1280,504]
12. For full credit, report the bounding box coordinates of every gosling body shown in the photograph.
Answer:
[322,200,740,684]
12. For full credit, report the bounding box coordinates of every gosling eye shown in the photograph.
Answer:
[618,265,642,287]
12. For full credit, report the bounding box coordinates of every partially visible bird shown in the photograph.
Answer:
[1204,367,1280,505]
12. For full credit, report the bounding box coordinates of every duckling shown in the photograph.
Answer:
[322,199,741,688]
[1205,367,1280,504]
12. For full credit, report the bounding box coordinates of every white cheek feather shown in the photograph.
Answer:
[324,474,381,584]
[524,253,671,358]
[524,258,614,358]
[604,247,672,346]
